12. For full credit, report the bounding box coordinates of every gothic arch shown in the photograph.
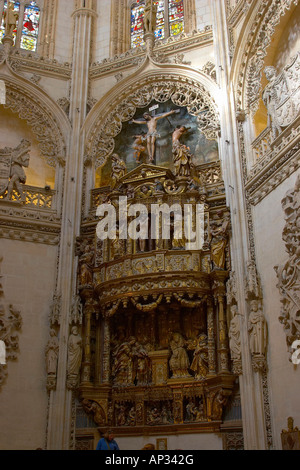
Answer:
[84,67,220,169]
[231,0,299,116]
[0,71,71,168]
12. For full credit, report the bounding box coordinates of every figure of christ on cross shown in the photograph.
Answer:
[130,109,180,163]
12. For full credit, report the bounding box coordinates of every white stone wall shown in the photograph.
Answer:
[253,171,300,449]
[0,239,58,450]
[53,0,75,62]
[93,0,112,62]
[195,0,212,30]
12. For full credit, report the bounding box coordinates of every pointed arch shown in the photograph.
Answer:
[84,67,220,169]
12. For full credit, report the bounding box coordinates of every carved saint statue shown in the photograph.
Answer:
[130,109,179,163]
[210,211,231,270]
[112,337,136,385]
[45,329,59,377]
[6,139,31,202]
[67,326,82,389]
[4,2,19,38]
[132,134,146,163]
[172,126,194,177]
[169,332,190,378]
[190,333,209,380]
[78,244,94,287]
[143,0,158,35]
[229,305,241,362]
[248,300,268,357]
[111,153,127,189]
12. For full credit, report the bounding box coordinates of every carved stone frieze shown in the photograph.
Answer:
[0,257,22,391]
[275,175,300,360]
[2,83,67,167]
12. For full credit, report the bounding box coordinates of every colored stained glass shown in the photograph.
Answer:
[0,1,20,45]
[131,2,145,48]
[154,0,164,40]
[21,2,40,51]
[168,0,184,37]
[131,0,184,48]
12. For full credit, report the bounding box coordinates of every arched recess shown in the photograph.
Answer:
[231,0,299,123]
[1,75,70,167]
[0,66,71,210]
[85,68,220,169]
[82,65,220,215]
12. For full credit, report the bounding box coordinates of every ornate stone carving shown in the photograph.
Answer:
[0,257,22,390]
[263,54,300,141]
[228,305,242,375]
[82,399,106,426]
[275,175,300,360]
[0,140,31,202]
[67,326,83,390]
[281,417,300,450]
[236,0,299,114]
[210,211,231,270]
[3,2,19,38]
[3,85,66,167]
[87,78,219,168]
[169,332,190,379]
[248,299,268,373]
[45,328,59,392]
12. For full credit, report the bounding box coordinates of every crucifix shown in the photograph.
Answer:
[130,107,180,163]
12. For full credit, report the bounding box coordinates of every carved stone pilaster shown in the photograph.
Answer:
[275,175,300,361]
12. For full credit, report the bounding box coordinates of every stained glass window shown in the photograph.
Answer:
[21,2,40,51]
[131,2,145,49]
[0,1,40,51]
[168,0,184,37]
[0,1,20,45]
[131,0,184,49]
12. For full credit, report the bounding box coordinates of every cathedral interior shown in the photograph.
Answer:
[0,0,299,451]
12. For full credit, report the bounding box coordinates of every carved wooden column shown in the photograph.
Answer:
[207,298,217,377]
[217,294,230,374]
[102,315,111,385]
[81,300,94,385]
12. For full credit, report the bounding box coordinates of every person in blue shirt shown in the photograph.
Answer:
[96,430,120,450]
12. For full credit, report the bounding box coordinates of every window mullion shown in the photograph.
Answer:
[16,1,25,47]
[164,0,169,39]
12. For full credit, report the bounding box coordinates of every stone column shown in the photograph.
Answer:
[46,2,97,450]
[211,0,268,450]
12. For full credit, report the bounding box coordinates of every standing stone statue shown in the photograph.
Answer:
[7,139,31,202]
[248,300,268,357]
[4,2,19,38]
[229,305,241,362]
[143,0,158,35]
[45,329,59,391]
[67,326,83,389]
